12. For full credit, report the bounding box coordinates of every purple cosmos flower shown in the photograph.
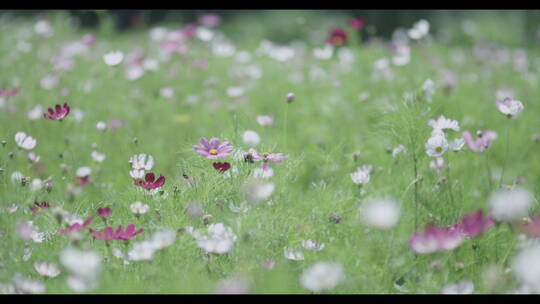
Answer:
[348,18,365,30]
[198,14,221,27]
[133,172,165,189]
[43,103,70,120]
[58,216,93,234]
[327,27,348,46]
[458,210,494,237]
[0,88,19,97]
[193,137,234,159]
[251,149,287,170]
[97,207,111,220]
[462,130,498,152]
[409,224,464,254]
[90,224,143,241]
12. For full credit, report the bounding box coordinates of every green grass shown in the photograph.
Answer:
[0,11,539,294]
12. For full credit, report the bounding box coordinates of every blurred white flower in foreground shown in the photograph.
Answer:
[408,19,430,40]
[350,165,372,185]
[103,51,124,66]
[512,243,540,292]
[243,180,275,203]
[34,262,61,278]
[284,247,304,261]
[441,280,474,294]
[242,130,260,147]
[360,197,401,229]
[15,132,36,150]
[60,247,101,292]
[300,262,345,293]
[194,223,237,254]
[489,187,534,222]
[13,274,45,294]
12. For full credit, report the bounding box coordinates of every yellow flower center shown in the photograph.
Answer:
[210,149,218,155]
[263,152,270,157]
[436,146,443,153]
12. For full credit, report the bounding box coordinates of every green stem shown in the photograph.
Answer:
[499,121,511,187]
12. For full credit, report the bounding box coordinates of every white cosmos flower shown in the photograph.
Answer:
[76,167,91,177]
[226,86,244,98]
[360,197,401,229]
[13,274,45,294]
[488,187,534,222]
[195,223,237,254]
[128,241,156,261]
[34,262,61,278]
[256,115,274,126]
[442,280,474,294]
[253,167,273,179]
[67,275,97,292]
[422,79,435,102]
[242,130,260,147]
[91,151,106,163]
[103,51,124,66]
[284,247,304,261]
[300,262,345,293]
[391,144,406,158]
[130,201,149,215]
[302,240,326,251]
[34,20,53,37]
[129,154,154,170]
[350,165,372,185]
[496,97,524,117]
[130,169,145,179]
[15,132,36,150]
[30,178,43,191]
[149,229,176,250]
[27,105,43,120]
[512,244,540,292]
[11,171,24,184]
[96,121,107,131]
[243,180,275,203]
[449,138,465,151]
[428,115,460,133]
[408,19,430,40]
[425,133,448,157]
[27,151,40,163]
[40,75,59,89]
[125,66,144,81]
[429,156,446,173]
[60,247,101,280]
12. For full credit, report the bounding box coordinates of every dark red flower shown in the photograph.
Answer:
[90,224,143,241]
[134,172,166,189]
[348,18,365,30]
[77,176,90,187]
[98,207,111,220]
[43,103,70,120]
[213,162,231,173]
[326,27,348,46]
[59,216,94,234]
[30,201,50,214]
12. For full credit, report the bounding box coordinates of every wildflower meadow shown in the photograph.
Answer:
[1,10,540,294]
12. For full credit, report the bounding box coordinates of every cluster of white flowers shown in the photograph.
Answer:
[128,229,177,261]
[489,187,534,222]
[60,247,101,292]
[425,115,464,157]
[193,223,237,254]
[129,153,154,179]
[300,262,345,293]
[350,165,372,185]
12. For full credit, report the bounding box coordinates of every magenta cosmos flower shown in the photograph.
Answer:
[133,172,165,189]
[97,207,111,220]
[518,215,540,237]
[43,103,70,120]
[251,149,287,170]
[90,224,143,241]
[327,27,348,46]
[462,130,497,152]
[30,201,50,214]
[348,18,365,30]
[409,224,464,254]
[194,137,234,159]
[59,216,94,234]
[458,210,494,237]
[496,97,524,117]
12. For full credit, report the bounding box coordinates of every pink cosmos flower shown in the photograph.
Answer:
[251,149,287,170]
[462,130,498,152]
[90,224,143,241]
[58,216,93,234]
[97,207,111,220]
[0,88,19,97]
[198,14,221,27]
[348,18,365,30]
[43,103,70,120]
[30,201,50,214]
[327,27,348,46]
[458,210,494,237]
[518,215,540,237]
[133,172,166,189]
[193,137,234,159]
[409,224,464,254]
